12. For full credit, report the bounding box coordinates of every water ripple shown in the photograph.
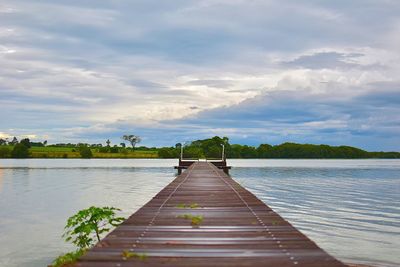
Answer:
[0,159,399,267]
[0,162,175,267]
[232,162,400,267]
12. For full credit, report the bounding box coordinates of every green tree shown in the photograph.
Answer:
[11,143,30,158]
[228,144,242,158]
[240,145,258,158]
[30,141,44,147]
[79,147,93,158]
[63,206,124,249]
[205,145,221,158]
[20,138,31,148]
[183,146,204,159]
[0,147,11,158]
[257,144,272,158]
[98,147,109,153]
[158,147,178,158]
[51,206,125,267]
[10,136,18,145]
[110,146,119,153]
[182,136,230,159]
[122,135,141,149]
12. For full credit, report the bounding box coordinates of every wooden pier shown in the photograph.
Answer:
[75,162,346,267]
[174,159,231,174]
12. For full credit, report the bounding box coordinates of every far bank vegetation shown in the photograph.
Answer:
[0,136,399,159]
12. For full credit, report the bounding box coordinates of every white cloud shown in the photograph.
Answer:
[0,0,399,149]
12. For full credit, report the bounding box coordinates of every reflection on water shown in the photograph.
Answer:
[0,159,399,267]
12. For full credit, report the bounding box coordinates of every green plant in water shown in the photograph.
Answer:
[122,250,148,261]
[177,214,203,226]
[50,249,86,267]
[63,206,125,249]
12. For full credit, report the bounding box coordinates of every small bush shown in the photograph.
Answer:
[63,206,124,249]
[11,143,29,158]
[50,206,125,267]
[109,146,119,153]
[98,147,109,153]
[79,147,93,159]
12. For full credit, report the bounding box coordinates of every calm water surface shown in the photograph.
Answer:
[0,159,399,267]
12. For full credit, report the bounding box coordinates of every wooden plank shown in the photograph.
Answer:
[74,162,347,267]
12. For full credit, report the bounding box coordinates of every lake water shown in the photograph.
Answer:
[0,159,399,267]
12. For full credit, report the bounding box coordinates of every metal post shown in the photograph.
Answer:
[180,143,184,161]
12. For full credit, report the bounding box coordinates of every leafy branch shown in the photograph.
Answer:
[50,206,125,267]
[63,206,125,249]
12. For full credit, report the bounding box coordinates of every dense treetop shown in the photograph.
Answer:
[158,136,400,159]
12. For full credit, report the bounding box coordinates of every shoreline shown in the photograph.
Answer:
[1,157,400,159]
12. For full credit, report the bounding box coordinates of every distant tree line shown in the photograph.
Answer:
[157,136,400,159]
[0,134,146,159]
[1,135,399,159]
[0,137,32,158]
[158,136,229,159]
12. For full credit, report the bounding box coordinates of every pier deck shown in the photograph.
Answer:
[75,162,346,267]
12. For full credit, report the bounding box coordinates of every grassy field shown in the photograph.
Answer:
[29,146,79,158]
[1,146,159,158]
[93,150,158,158]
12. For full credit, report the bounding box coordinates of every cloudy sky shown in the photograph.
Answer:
[1,0,399,150]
